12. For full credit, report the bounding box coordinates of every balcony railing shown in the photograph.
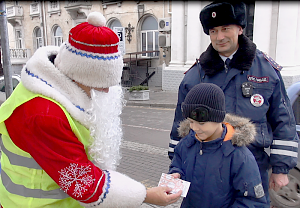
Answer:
[65,1,92,7]
[6,6,23,26]
[48,1,61,17]
[6,6,23,17]
[102,1,122,9]
[9,49,31,64]
[64,1,92,20]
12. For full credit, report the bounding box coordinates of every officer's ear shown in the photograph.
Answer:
[238,26,243,35]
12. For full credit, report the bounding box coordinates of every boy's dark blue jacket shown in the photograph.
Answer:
[169,114,268,208]
[169,34,298,175]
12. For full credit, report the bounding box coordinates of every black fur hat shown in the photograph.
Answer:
[200,1,247,35]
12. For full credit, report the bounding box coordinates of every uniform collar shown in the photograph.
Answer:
[219,50,237,62]
[199,34,257,76]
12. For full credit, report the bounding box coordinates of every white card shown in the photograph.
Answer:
[158,173,190,197]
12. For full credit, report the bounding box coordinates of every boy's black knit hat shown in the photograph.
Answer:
[182,83,226,123]
[199,1,247,35]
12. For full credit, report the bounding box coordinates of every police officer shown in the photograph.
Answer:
[168,1,299,206]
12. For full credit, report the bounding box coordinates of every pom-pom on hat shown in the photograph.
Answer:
[181,83,226,123]
[199,1,247,35]
[55,12,123,88]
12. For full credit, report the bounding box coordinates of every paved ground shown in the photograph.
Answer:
[123,87,178,109]
[121,88,280,208]
[117,141,183,208]
[117,88,184,207]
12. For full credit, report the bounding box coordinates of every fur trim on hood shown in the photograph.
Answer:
[199,34,257,76]
[178,113,256,146]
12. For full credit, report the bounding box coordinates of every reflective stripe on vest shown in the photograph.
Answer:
[1,170,69,199]
[0,83,91,206]
[0,142,69,199]
[1,141,42,169]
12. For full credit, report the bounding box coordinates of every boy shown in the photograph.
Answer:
[169,83,268,207]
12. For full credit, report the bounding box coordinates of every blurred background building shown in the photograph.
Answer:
[2,1,300,91]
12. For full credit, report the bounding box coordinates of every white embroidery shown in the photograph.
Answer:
[59,163,95,198]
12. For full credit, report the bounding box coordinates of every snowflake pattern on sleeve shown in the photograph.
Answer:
[59,163,95,198]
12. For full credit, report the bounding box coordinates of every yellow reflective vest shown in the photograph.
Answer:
[0,83,92,207]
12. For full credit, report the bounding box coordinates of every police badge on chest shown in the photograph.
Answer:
[242,82,264,107]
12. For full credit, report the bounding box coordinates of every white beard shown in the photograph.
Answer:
[85,85,126,170]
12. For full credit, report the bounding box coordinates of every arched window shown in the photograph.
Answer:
[53,25,63,46]
[141,16,159,57]
[108,19,122,30]
[34,27,43,50]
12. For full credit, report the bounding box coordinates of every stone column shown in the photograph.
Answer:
[276,2,299,67]
[276,1,300,88]
[185,2,202,66]
[169,1,185,66]
[253,2,273,54]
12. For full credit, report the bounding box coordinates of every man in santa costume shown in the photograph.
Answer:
[0,12,181,208]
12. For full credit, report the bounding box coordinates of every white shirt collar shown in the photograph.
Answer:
[219,50,237,62]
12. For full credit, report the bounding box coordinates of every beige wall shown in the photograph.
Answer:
[6,1,171,65]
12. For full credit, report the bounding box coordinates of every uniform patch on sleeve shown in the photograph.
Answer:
[254,183,265,198]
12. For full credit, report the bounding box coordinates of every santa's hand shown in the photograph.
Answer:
[144,186,182,206]
[269,173,289,192]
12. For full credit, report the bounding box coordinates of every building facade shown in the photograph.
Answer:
[3,1,300,92]
[163,1,300,91]
[4,0,171,88]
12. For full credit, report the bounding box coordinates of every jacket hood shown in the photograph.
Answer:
[178,113,256,146]
[199,34,257,76]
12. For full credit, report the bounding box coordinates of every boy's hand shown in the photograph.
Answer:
[171,172,181,179]
[144,186,182,206]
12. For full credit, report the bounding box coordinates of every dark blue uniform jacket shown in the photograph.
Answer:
[169,114,268,208]
[169,35,298,175]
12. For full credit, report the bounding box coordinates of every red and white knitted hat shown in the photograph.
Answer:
[55,12,123,88]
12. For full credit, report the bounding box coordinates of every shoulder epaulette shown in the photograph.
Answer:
[184,60,198,74]
[262,52,282,71]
